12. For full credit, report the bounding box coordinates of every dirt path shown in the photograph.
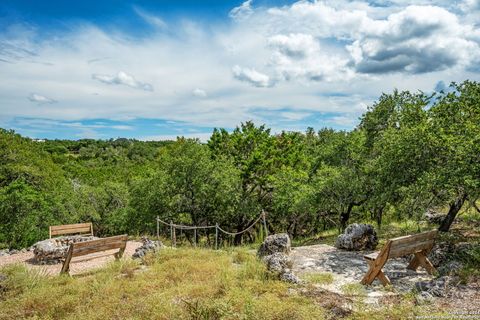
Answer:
[0,241,142,275]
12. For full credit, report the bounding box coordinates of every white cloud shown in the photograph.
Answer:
[27,93,56,104]
[92,71,154,91]
[1,1,480,137]
[229,0,254,21]
[268,33,352,82]
[192,88,207,98]
[232,65,272,87]
[346,5,480,74]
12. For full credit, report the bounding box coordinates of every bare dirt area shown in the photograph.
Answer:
[0,241,142,275]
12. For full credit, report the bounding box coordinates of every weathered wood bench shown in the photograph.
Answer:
[60,234,128,274]
[361,230,438,286]
[49,222,93,238]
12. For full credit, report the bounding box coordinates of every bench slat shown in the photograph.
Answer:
[50,223,93,238]
[389,239,435,258]
[389,230,437,247]
[73,235,127,249]
[51,227,92,236]
[50,223,92,231]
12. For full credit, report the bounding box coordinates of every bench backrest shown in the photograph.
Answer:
[386,230,438,259]
[61,234,128,274]
[49,223,93,238]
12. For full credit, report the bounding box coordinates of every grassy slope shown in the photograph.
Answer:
[1,211,478,320]
[0,247,430,320]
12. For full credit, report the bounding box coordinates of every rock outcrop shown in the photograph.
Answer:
[257,233,291,257]
[335,223,378,251]
[33,235,98,264]
[415,276,458,297]
[258,234,300,284]
[132,237,164,260]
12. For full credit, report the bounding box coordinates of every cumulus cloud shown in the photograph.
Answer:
[268,33,352,82]
[27,93,56,104]
[226,1,480,79]
[92,71,153,91]
[232,65,273,87]
[192,88,207,98]
[347,6,480,74]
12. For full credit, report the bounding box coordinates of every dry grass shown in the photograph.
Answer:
[0,248,327,320]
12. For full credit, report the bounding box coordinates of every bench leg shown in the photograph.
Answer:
[60,245,74,275]
[408,251,436,275]
[114,241,127,259]
[407,255,421,271]
[362,260,391,286]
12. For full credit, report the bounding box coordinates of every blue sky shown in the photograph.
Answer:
[1,0,479,141]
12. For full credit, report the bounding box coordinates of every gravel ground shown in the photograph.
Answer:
[0,241,142,275]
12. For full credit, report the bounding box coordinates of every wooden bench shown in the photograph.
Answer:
[361,230,438,286]
[49,222,93,238]
[60,234,128,274]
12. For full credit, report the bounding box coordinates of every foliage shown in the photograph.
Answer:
[1,80,479,248]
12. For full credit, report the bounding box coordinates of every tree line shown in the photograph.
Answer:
[1,80,479,249]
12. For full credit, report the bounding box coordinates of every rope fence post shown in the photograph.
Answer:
[170,220,173,247]
[156,216,160,240]
[194,228,197,248]
[173,226,177,247]
[215,223,219,250]
[262,210,268,238]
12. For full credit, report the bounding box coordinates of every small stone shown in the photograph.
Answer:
[9,249,18,255]
[132,237,164,260]
[335,224,378,251]
[438,261,463,276]
[0,249,9,257]
[280,270,302,284]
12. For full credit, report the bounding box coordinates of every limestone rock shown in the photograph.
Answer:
[257,233,291,257]
[258,233,300,284]
[0,249,9,257]
[132,237,164,259]
[335,224,378,251]
[262,252,293,273]
[415,276,456,297]
[33,235,98,264]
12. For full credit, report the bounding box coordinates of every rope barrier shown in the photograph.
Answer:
[156,211,268,248]
[216,213,264,236]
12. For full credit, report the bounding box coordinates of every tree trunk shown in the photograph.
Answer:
[375,206,384,228]
[340,203,354,231]
[439,194,466,232]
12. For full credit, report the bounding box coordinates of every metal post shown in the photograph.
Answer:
[262,210,268,238]
[156,216,160,240]
[215,224,218,250]
[194,228,197,248]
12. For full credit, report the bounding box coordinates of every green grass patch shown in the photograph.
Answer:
[303,272,334,285]
[340,283,367,296]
